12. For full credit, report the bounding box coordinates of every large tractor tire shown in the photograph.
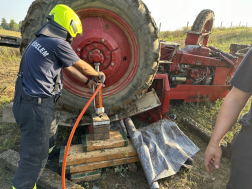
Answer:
[21,0,160,114]
[191,9,214,46]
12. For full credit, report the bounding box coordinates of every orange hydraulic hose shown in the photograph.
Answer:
[61,83,103,189]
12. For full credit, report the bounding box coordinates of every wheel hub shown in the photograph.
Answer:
[77,30,121,79]
[87,49,104,64]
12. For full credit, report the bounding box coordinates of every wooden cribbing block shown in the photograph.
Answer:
[92,113,110,132]
[92,113,110,140]
[92,125,110,134]
[92,113,110,126]
[59,140,136,167]
[66,156,140,174]
[71,169,101,183]
[82,131,128,152]
[93,132,110,140]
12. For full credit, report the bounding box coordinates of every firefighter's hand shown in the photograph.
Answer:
[95,72,105,83]
[86,80,96,88]
[204,142,222,172]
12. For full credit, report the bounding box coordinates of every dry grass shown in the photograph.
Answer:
[0,29,21,37]
[160,26,252,52]
[0,29,21,106]
[168,97,252,143]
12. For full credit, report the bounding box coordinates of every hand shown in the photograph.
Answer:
[95,72,105,83]
[204,142,222,172]
[86,80,96,88]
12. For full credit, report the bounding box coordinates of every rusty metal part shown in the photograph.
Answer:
[230,43,251,55]
[209,46,237,66]
[0,34,21,48]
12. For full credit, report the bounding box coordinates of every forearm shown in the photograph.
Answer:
[63,66,88,84]
[73,59,99,77]
[209,88,251,146]
[210,98,243,145]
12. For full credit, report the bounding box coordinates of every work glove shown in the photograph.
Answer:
[94,72,105,84]
[98,73,106,83]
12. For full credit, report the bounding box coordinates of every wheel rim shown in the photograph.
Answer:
[202,20,212,33]
[63,8,139,98]
[198,19,213,45]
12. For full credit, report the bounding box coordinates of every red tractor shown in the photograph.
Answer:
[146,9,238,122]
[19,1,238,123]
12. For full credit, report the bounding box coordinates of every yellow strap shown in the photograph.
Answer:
[49,145,55,153]
[13,183,36,189]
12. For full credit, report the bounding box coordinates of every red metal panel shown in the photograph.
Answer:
[154,74,170,114]
[185,33,199,46]
[213,67,231,85]
[174,53,225,67]
[138,74,170,122]
[170,85,230,102]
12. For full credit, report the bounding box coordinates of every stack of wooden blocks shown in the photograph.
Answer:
[91,113,110,140]
[59,130,139,183]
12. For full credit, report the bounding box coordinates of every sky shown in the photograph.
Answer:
[0,0,252,31]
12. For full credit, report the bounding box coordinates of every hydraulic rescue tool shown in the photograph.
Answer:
[61,70,106,189]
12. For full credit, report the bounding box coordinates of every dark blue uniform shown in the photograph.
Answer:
[23,36,79,97]
[12,35,79,189]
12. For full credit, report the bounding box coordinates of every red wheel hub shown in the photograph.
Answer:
[88,49,104,64]
[63,8,139,98]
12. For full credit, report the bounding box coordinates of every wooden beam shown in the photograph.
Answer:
[66,156,139,174]
[59,140,136,167]
[82,131,128,152]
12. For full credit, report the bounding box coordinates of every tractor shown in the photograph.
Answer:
[3,0,239,124]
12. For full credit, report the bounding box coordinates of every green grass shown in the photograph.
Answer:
[160,26,252,52]
[0,29,21,37]
[168,97,252,143]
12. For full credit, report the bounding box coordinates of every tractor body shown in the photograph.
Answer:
[142,32,238,122]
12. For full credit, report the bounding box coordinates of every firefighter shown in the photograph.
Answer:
[204,48,252,188]
[12,4,104,189]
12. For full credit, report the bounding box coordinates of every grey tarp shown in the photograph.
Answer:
[125,118,199,189]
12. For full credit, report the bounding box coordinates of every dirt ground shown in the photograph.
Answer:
[0,112,231,189]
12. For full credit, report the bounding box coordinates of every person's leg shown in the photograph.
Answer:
[48,95,60,159]
[12,96,55,189]
[48,118,60,159]
[227,124,252,189]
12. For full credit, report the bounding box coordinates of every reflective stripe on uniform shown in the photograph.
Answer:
[49,145,55,153]
[13,183,36,189]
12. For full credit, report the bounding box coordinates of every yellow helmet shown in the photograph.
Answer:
[48,4,82,37]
